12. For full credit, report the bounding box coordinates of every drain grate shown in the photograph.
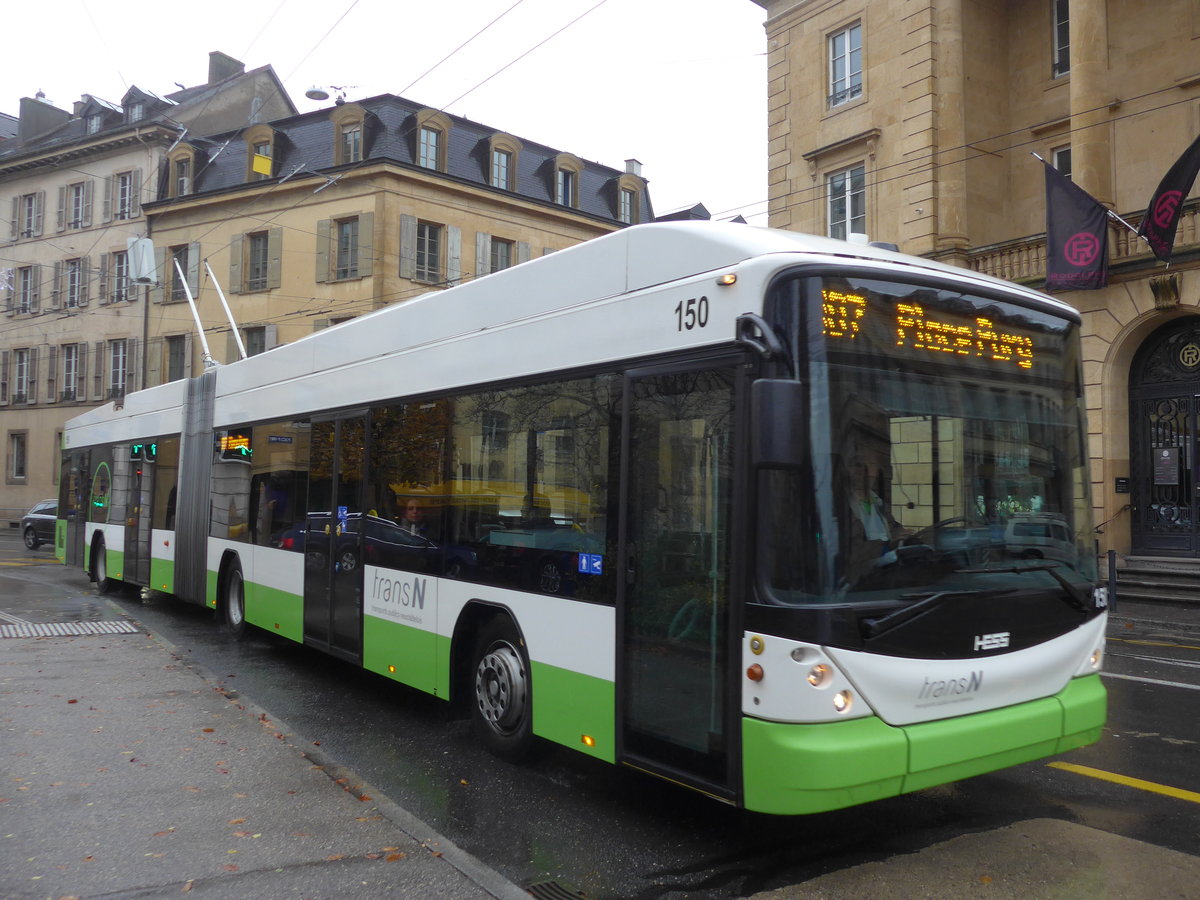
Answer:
[1,620,139,638]
[525,881,589,900]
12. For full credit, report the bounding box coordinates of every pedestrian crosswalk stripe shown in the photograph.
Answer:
[0,620,139,638]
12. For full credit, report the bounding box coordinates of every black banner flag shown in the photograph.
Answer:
[1138,132,1200,263]
[1043,160,1109,291]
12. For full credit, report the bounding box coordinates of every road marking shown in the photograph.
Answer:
[1049,762,1200,805]
[1109,636,1200,652]
[1101,671,1200,691]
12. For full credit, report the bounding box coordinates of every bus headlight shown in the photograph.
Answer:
[1089,647,1104,670]
[807,664,831,688]
[833,690,854,714]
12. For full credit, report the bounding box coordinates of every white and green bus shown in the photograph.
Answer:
[57,222,1107,815]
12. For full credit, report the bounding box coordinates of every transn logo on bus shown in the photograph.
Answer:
[974,631,1010,651]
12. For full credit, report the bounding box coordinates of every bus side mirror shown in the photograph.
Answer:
[752,379,806,468]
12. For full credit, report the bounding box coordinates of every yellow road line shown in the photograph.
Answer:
[1049,762,1200,804]
[1108,636,1200,652]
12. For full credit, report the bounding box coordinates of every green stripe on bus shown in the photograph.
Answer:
[531,661,615,763]
[742,674,1107,815]
[362,616,440,695]
[245,582,303,642]
[150,557,175,595]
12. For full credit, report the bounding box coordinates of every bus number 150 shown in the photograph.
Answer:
[675,296,710,332]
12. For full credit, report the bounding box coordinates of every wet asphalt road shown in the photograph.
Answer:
[5,533,1200,898]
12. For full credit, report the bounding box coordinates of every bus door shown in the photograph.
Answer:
[619,361,741,798]
[124,443,154,585]
[303,414,367,661]
[59,449,89,566]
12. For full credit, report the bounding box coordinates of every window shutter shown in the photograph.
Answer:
[56,186,66,232]
[151,247,166,303]
[27,348,37,403]
[476,232,492,277]
[187,243,201,295]
[77,343,87,400]
[358,213,374,278]
[517,242,531,265]
[33,191,44,237]
[2,273,11,316]
[47,346,57,404]
[103,175,113,223]
[313,318,331,332]
[228,234,244,293]
[399,215,416,279]
[93,341,104,400]
[447,226,462,284]
[184,333,193,379]
[125,338,139,394]
[146,337,163,387]
[225,331,240,364]
[265,323,278,350]
[29,264,39,312]
[0,350,9,405]
[9,197,17,241]
[315,219,331,283]
[82,180,94,227]
[267,227,282,290]
[79,257,90,307]
[50,261,62,310]
[131,169,142,218]
[98,253,110,305]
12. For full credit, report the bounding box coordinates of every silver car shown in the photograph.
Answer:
[21,498,57,550]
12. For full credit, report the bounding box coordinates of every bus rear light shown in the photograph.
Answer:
[833,690,854,714]
[746,664,764,682]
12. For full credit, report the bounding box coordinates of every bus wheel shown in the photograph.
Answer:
[471,617,533,762]
[92,537,114,595]
[223,560,248,638]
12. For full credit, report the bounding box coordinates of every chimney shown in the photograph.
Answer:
[625,158,642,177]
[18,94,70,143]
[208,51,246,85]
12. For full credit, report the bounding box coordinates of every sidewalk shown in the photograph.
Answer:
[0,604,530,900]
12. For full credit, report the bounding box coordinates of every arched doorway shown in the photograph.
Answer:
[1129,316,1200,556]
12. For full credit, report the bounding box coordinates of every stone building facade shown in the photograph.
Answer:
[754,0,1200,564]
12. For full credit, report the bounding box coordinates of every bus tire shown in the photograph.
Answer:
[92,536,114,595]
[223,559,248,639]
[470,616,534,762]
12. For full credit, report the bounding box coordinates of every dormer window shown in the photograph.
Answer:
[87,113,103,135]
[244,124,277,181]
[414,110,451,172]
[175,158,191,197]
[330,103,368,166]
[614,169,647,225]
[488,133,521,190]
[553,153,583,208]
[128,101,145,122]
[167,147,197,199]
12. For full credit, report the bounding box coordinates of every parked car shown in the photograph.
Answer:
[1004,513,1077,565]
[21,498,57,549]
[274,513,439,574]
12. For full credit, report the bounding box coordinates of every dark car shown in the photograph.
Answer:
[21,498,57,549]
[275,513,439,574]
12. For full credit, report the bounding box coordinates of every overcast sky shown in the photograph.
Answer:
[5,0,769,223]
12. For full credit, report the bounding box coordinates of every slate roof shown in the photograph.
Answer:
[178,94,653,225]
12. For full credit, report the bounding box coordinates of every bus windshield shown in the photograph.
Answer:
[763,273,1097,607]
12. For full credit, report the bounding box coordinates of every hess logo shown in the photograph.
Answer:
[974,631,1010,652]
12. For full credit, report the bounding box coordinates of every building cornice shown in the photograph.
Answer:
[0,124,178,178]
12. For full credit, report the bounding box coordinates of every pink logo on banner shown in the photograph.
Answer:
[1063,232,1101,267]
[1153,190,1183,230]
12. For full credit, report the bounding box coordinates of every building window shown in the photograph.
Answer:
[418,126,442,170]
[244,326,267,357]
[116,171,135,219]
[829,23,863,108]
[175,158,191,197]
[491,148,512,189]
[14,350,30,403]
[416,222,442,282]
[1053,145,1072,180]
[247,232,270,291]
[87,113,102,135]
[9,432,28,481]
[166,336,187,382]
[65,258,84,308]
[109,340,128,399]
[111,251,130,303]
[341,123,362,164]
[62,344,79,401]
[490,238,514,273]
[251,141,272,179]
[170,245,190,301]
[16,267,36,314]
[1053,0,1070,77]
[336,218,360,280]
[128,101,145,122]
[827,164,866,240]
[17,192,42,239]
[556,168,576,206]
[619,188,638,224]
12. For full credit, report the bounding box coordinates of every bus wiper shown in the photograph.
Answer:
[956,564,1088,611]
[862,588,1016,639]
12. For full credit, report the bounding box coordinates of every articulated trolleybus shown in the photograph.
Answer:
[58,223,1106,814]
